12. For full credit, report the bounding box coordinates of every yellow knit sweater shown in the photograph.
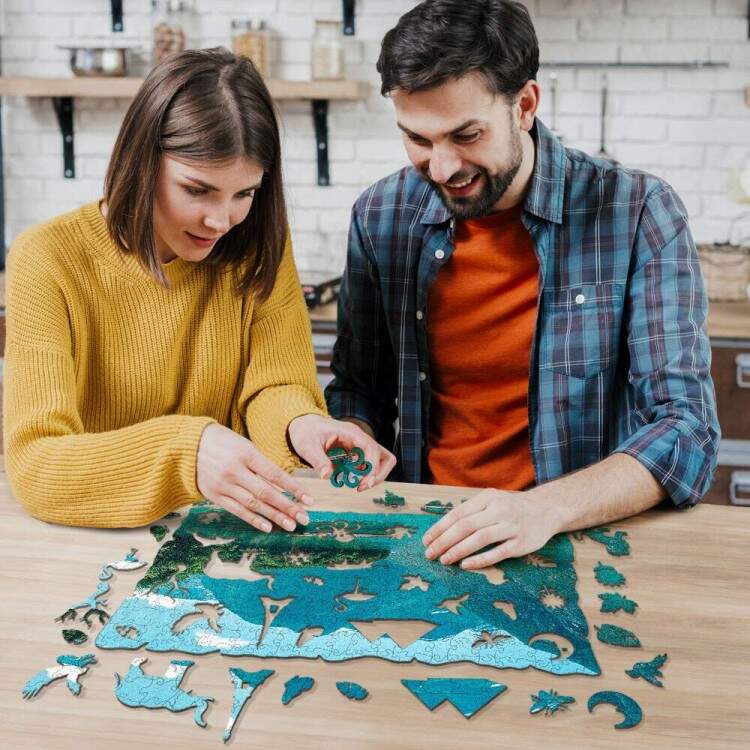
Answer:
[3,202,327,528]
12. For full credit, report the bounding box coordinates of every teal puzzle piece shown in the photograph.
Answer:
[401,678,507,718]
[282,675,315,705]
[336,681,368,700]
[588,690,643,729]
[223,667,274,742]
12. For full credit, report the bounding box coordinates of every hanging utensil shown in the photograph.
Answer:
[597,72,618,164]
[549,71,564,142]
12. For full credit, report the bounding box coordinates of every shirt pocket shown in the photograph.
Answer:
[539,282,624,380]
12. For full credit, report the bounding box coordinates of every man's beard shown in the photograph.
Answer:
[428,128,523,220]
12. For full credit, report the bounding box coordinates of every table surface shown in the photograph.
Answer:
[1,471,748,749]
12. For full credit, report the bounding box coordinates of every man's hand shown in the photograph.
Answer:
[287,414,396,490]
[421,489,561,569]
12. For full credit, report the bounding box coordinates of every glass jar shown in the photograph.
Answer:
[231,19,270,77]
[311,19,344,80]
[151,0,195,65]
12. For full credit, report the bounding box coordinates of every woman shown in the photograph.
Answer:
[3,48,395,530]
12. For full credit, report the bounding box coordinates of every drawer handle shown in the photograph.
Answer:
[736,354,750,389]
[730,470,750,506]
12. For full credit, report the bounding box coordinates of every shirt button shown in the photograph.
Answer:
[575,293,586,304]
[419,371,427,382]
[416,310,424,320]
[435,249,445,260]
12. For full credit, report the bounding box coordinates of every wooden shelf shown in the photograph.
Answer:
[0,76,370,185]
[0,76,369,101]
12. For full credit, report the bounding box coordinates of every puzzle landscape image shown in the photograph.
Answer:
[97,504,601,677]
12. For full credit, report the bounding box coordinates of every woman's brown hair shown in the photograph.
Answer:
[104,47,286,300]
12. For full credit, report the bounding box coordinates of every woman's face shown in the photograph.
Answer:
[153,154,264,263]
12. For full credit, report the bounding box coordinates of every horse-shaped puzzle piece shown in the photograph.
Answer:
[22,654,97,699]
[55,581,111,627]
[114,657,214,727]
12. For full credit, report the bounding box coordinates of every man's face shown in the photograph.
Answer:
[392,73,524,219]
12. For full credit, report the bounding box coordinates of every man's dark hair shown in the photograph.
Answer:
[377,0,539,99]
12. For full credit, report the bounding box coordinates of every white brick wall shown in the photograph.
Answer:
[1,0,749,272]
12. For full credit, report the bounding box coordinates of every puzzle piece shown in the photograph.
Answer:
[327,447,372,488]
[113,657,213,727]
[336,681,368,700]
[223,668,274,742]
[421,500,453,515]
[588,690,642,729]
[373,490,406,508]
[401,678,507,718]
[626,653,667,687]
[281,675,315,705]
[598,592,638,614]
[529,688,576,715]
[595,624,641,648]
[594,562,626,587]
[22,654,96,699]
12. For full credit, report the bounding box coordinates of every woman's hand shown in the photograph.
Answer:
[287,414,396,491]
[196,423,313,533]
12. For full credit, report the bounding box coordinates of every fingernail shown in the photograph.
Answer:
[296,512,309,525]
[261,522,272,533]
[301,494,314,506]
[440,554,452,564]
[425,546,435,559]
[283,519,296,532]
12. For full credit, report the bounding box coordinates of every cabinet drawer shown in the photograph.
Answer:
[711,340,750,440]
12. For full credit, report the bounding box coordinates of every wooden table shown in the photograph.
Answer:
[0,473,748,749]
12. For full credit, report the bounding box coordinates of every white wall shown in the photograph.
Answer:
[1,0,749,272]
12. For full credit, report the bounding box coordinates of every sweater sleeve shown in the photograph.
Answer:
[3,235,215,528]
[236,234,328,470]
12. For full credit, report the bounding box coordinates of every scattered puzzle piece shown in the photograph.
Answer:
[626,653,667,687]
[588,690,642,729]
[421,500,453,515]
[574,528,630,556]
[223,667,274,742]
[55,581,110,627]
[595,624,641,648]
[327,447,372,488]
[62,629,88,645]
[529,689,576,715]
[373,490,405,508]
[281,675,315,705]
[598,592,638,614]
[401,678,507,718]
[22,654,96,699]
[150,525,169,542]
[99,548,148,580]
[336,681,368,700]
[594,562,626,587]
[114,657,213,727]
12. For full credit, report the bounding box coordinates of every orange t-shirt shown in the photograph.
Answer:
[426,204,538,490]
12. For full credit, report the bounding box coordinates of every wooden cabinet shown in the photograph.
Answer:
[706,301,750,506]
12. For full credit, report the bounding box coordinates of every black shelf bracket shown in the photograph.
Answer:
[52,97,75,179]
[343,0,355,36]
[111,0,124,32]
[312,99,330,187]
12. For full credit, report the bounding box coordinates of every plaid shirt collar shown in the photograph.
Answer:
[418,118,566,227]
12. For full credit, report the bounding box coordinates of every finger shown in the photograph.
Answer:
[422,496,488,548]
[436,523,512,566]
[368,449,397,488]
[244,449,314,506]
[215,495,272,533]
[294,437,335,480]
[460,538,520,569]
[233,476,309,528]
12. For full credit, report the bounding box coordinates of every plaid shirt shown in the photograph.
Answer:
[326,119,719,507]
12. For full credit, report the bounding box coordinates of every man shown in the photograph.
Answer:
[325,0,719,569]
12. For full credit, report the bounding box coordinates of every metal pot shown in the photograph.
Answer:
[58,44,138,77]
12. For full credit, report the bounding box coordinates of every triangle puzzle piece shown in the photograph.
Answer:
[401,678,507,718]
